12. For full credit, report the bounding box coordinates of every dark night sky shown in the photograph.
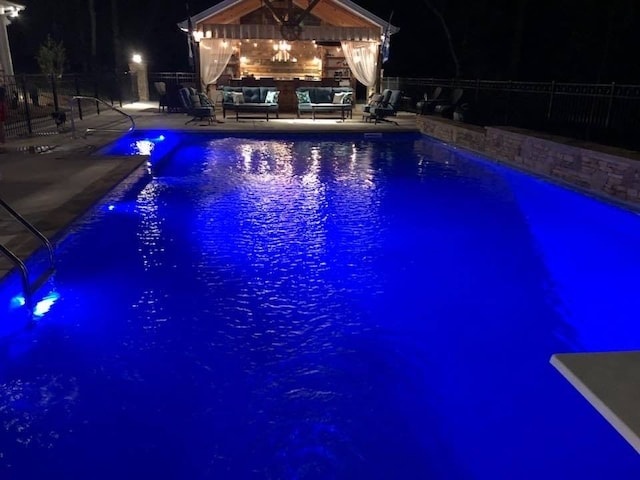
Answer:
[7,0,640,83]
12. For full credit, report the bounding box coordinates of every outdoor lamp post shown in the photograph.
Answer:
[0,2,25,77]
[128,52,149,102]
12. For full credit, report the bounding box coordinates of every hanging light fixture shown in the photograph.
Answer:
[272,40,292,62]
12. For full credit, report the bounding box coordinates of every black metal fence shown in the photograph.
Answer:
[383,77,640,151]
[0,72,139,139]
[4,71,640,151]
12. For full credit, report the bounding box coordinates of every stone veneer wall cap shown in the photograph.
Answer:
[417,116,640,212]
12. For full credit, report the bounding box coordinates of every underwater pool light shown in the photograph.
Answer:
[8,291,60,318]
[33,291,61,318]
[133,140,155,156]
[10,295,26,309]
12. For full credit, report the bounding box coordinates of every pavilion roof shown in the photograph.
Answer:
[179,0,399,35]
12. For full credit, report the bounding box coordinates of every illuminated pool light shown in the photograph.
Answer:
[8,290,61,318]
[127,136,167,156]
[10,295,26,309]
[132,140,155,156]
[33,292,61,318]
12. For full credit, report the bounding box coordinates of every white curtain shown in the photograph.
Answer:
[340,41,378,87]
[199,38,234,88]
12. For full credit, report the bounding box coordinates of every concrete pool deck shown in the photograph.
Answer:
[1,100,640,457]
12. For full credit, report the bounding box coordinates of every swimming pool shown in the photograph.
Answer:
[1,131,640,479]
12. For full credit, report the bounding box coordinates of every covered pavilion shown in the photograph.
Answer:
[179,0,398,109]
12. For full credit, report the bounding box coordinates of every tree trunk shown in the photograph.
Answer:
[111,0,122,72]
[421,0,461,77]
[88,0,97,71]
[508,0,528,79]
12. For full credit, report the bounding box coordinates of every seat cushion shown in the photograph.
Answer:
[311,88,333,104]
[242,87,261,103]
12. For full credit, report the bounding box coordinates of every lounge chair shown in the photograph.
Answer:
[166,83,185,113]
[362,90,388,121]
[368,89,403,125]
[154,82,168,112]
[433,88,464,119]
[416,87,443,114]
[178,87,216,125]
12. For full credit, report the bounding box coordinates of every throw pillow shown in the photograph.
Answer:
[296,90,311,104]
[332,92,346,104]
[265,90,279,103]
[223,91,235,103]
[190,94,201,107]
[341,92,353,104]
[230,92,244,105]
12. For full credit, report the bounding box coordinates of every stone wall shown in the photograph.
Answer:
[416,115,640,207]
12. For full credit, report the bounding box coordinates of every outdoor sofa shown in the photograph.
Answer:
[221,86,280,121]
[295,87,353,120]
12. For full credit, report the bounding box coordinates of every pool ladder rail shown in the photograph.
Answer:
[0,198,55,317]
[69,95,136,139]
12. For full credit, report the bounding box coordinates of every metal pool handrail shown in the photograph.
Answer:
[69,96,136,139]
[0,198,56,317]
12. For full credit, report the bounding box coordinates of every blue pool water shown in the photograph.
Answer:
[1,131,640,479]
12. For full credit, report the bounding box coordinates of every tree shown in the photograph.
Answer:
[509,0,529,79]
[111,0,123,72]
[36,35,66,76]
[421,0,461,77]
[89,0,97,71]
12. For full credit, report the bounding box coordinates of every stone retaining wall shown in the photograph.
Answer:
[417,115,640,207]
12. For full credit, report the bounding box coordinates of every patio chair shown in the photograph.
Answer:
[362,90,389,121]
[178,87,216,125]
[154,82,168,112]
[433,88,464,119]
[416,87,443,114]
[165,83,185,113]
[369,89,403,125]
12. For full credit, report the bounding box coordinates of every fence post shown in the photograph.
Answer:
[50,74,59,113]
[20,75,32,135]
[504,81,512,124]
[605,81,615,130]
[94,78,101,114]
[116,73,123,108]
[75,75,84,120]
[546,80,555,121]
